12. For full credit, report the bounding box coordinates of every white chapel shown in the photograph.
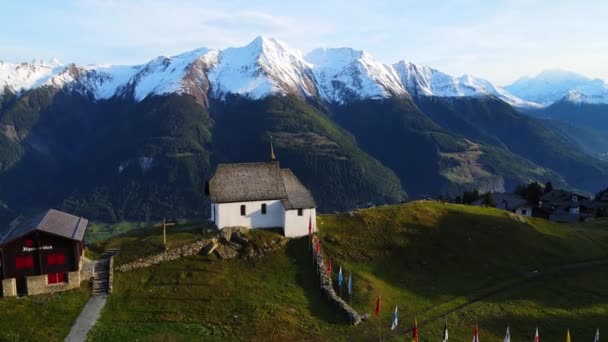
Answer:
[207,142,316,237]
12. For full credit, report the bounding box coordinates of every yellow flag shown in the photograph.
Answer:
[566,329,571,342]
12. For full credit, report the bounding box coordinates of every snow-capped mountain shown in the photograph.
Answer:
[1,36,578,108]
[208,37,317,99]
[505,70,608,105]
[305,48,407,103]
[393,61,540,108]
[0,59,65,94]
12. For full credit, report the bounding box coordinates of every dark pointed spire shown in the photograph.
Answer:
[270,135,276,161]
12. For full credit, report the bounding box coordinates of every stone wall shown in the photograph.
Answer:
[116,239,213,272]
[2,278,16,297]
[26,271,81,296]
[81,256,96,282]
[312,236,362,325]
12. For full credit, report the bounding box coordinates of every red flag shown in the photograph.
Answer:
[534,327,540,342]
[315,239,320,254]
[308,216,313,236]
[375,296,381,317]
[472,323,479,342]
[327,257,332,277]
[412,318,419,342]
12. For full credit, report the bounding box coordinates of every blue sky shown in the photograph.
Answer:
[1,0,606,85]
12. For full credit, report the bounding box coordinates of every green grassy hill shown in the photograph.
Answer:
[2,202,605,341]
[80,202,608,341]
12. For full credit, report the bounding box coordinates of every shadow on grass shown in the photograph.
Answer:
[284,237,347,325]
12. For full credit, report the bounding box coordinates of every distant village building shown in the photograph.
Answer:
[540,190,594,223]
[0,209,88,297]
[207,141,316,237]
[475,189,601,222]
[474,192,533,217]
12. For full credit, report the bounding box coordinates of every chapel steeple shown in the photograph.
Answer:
[270,136,276,161]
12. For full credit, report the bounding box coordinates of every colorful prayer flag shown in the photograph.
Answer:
[412,319,419,342]
[504,326,511,342]
[442,319,448,342]
[472,323,480,342]
[308,216,313,236]
[390,306,398,330]
[327,257,332,277]
[534,327,540,342]
[337,266,343,286]
[315,239,320,254]
[347,273,352,296]
[375,296,381,317]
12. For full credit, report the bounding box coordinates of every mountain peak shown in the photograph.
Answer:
[506,69,608,105]
[245,36,292,55]
[207,36,314,100]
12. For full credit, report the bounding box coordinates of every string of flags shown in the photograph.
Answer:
[309,219,600,341]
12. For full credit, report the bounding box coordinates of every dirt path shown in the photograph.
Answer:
[65,250,117,341]
[65,295,107,342]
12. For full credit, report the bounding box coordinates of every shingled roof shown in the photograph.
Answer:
[208,162,315,209]
[0,209,88,246]
[209,163,288,203]
[281,169,316,209]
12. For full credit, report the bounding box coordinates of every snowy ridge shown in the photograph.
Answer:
[505,70,608,106]
[3,36,595,108]
[208,37,316,99]
[393,61,541,108]
[0,59,65,94]
[305,48,407,103]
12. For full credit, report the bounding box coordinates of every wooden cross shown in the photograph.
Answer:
[163,218,177,250]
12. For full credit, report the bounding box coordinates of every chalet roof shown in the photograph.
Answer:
[494,193,529,210]
[208,162,316,209]
[280,169,316,209]
[474,192,529,210]
[0,209,88,246]
[541,189,589,204]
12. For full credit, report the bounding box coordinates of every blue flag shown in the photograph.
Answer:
[347,273,352,295]
[391,306,398,330]
[337,266,343,286]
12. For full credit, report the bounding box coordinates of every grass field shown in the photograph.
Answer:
[83,201,608,341]
[85,221,150,243]
[0,286,90,342]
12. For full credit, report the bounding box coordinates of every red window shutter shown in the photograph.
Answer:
[56,253,65,265]
[24,239,33,248]
[58,273,66,283]
[47,254,56,265]
[15,257,23,269]
[25,255,34,268]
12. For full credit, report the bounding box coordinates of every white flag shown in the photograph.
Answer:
[390,306,398,330]
[595,329,600,342]
[504,326,511,342]
[442,319,448,342]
